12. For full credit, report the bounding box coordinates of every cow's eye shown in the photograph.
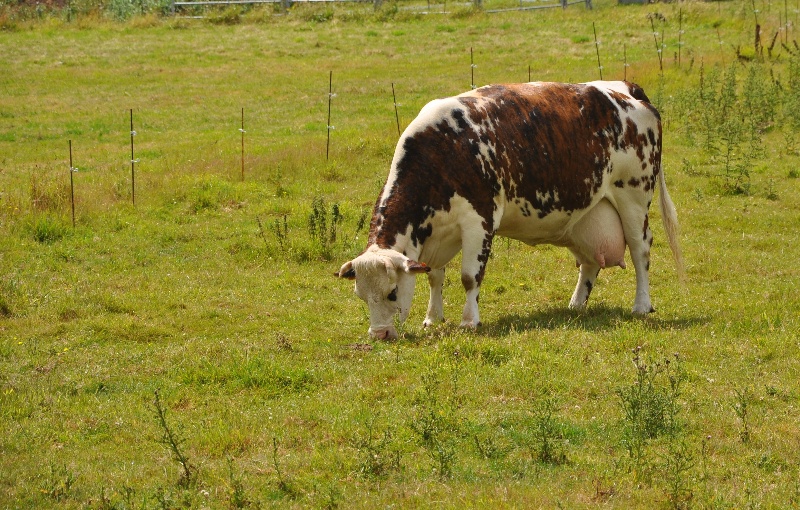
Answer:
[387,287,398,301]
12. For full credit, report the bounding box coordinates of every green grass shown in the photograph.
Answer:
[2,1,800,508]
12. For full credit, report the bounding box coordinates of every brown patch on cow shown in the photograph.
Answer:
[476,233,493,285]
[614,180,624,188]
[642,215,649,241]
[625,81,651,103]
[609,90,635,111]
[461,273,476,291]
[622,118,648,165]
[371,106,499,248]
[628,178,641,188]
[463,83,624,218]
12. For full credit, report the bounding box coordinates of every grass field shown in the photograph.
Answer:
[2,0,800,508]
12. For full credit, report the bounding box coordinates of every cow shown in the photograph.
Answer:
[336,81,683,340]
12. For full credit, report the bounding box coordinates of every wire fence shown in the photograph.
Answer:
[170,0,591,15]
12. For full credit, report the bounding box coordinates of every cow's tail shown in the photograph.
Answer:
[658,169,685,282]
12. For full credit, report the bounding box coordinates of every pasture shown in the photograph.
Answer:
[1,0,800,507]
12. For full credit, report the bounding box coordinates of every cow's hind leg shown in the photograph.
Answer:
[617,201,655,314]
[569,260,601,310]
[423,268,445,327]
[460,231,494,328]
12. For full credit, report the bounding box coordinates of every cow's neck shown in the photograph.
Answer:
[367,201,430,262]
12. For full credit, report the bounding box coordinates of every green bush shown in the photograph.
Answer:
[185,175,238,213]
[27,214,70,244]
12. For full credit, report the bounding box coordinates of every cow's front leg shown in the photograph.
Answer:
[569,261,601,310]
[423,268,445,327]
[460,232,493,328]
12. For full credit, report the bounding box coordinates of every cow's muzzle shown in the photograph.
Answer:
[369,327,398,340]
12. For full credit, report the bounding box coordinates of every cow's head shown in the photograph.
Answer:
[336,247,431,340]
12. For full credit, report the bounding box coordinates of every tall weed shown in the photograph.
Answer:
[409,367,462,478]
[617,347,686,481]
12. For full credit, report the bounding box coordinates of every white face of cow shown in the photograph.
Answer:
[336,248,430,340]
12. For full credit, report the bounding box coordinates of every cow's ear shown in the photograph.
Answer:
[335,261,356,280]
[404,260,431,274]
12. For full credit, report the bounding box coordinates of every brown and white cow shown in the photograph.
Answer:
[337,81,682,340]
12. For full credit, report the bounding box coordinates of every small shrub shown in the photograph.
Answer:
[30,172,68,213]
[732,387,752,444]
[107,0,138,20]
[374,2,399,22]
[617,347,686,480]
[295,5,333,23]
[305,196,343,259]
[0,278,21,318]
[41,463,76,502]
[472,427,511,461]
[530,395,568,465]
[271,438,300,500]
[409,368,461,478]
[618,348,685,442]
[29,215,69,244]
[207,6,241,25]
[153,390,196,488]
[226,458,251,509]
[785,53,800,129]
[187,175,237,213]
[0,296,11,317]
[766,179,779,201]
[268,214,288,250]
[450,5,481,18]
[352,421,402,479]
[661,439,695,510]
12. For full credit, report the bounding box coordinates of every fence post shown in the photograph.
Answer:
[130,109,137,206]
[69,140,76,228]
[326,71,334,160]
[593,22,603,80]
[392,83,401,137]
[470,47,477,89]
[240,107,245,181]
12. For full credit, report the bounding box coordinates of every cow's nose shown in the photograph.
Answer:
[369,327,398,340]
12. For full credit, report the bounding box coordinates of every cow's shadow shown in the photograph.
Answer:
[480,304,707,337]
[394,304,706,344]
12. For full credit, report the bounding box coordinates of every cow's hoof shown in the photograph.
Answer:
[568,299,588,310]
[459,321,481,329]
[422,318,444,328]
[632,305,655,315]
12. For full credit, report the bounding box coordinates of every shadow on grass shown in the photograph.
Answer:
[482,304,708,337]
[388,305,708,344]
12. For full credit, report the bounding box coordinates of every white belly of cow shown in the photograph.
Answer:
[496,196,626,268]
[495,198,575,245]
